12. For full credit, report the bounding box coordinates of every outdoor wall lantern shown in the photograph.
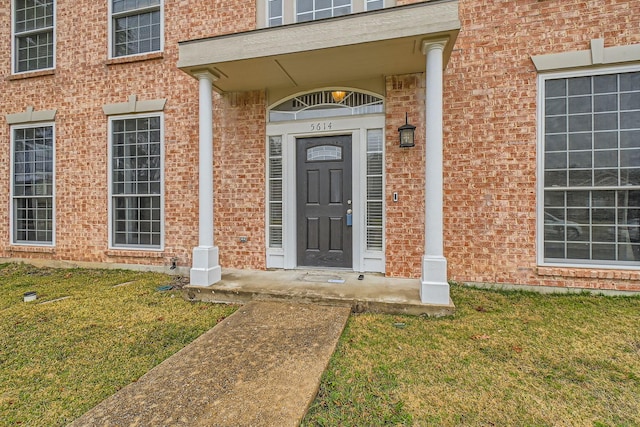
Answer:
[331,90,347,103]
[398,113,416,148]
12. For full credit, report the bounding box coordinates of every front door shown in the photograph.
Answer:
[296,135,352,268]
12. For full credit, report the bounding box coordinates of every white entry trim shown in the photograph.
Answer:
[266,114,385,273]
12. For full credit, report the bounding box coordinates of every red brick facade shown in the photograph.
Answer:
[1,0,639,292]
[444,0,640,290]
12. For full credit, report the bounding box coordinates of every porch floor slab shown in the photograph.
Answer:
[183,268,455,316]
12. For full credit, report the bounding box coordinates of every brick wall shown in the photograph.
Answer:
[0,1,260,271]
[385,74,426,278]
[443,0,640,291]
[1,0,639,292]
[213,91,267,270]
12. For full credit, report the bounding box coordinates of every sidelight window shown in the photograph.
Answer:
[268,136,284,248]
[366,129,383,251]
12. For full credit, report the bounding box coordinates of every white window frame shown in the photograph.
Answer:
[11,0,56,74]
[537,63,640,270]
[108,113,165,250]
[10,122,56,246]
[260,0,393,28]
[108,0,164,59]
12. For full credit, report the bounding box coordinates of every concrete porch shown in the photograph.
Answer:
[183,268,455,316]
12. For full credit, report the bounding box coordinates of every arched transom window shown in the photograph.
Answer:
[269,90,384,122]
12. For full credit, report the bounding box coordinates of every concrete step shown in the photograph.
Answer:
[183,268,455,317]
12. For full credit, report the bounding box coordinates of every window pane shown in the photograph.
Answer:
[367,0,384,11]
[594,94,617,112]
[621,111,640,130]
[546,79,566,97]
[593,74,617,93]
[545,152,566,169]
[569,133,592,150]
[594,132,618,149]
[568,96,591,114]
[568,115,592,132]
[620,72,640,92]
[545,98,566,115]
[546,134,567,151]
[594,113,618,131]
[306,145,342,161]
[568,76,591,95]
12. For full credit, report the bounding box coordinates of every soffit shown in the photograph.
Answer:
[178,0,460,93]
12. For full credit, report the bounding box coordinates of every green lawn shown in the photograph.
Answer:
[303,284,640,426]
[2,263,639,426]
[0,263,236,426]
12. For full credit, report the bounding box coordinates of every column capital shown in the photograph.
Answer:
[192,68,219,82]
[421,38,449,55]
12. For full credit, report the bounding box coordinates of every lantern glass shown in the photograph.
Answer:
[399,128,415,147]
[398,113,416,148]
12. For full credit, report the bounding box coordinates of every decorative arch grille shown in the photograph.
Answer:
[269,90,384,122]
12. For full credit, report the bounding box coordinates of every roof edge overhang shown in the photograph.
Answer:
[178,0,460,93]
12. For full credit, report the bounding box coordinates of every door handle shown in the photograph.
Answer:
[346,209,353,227]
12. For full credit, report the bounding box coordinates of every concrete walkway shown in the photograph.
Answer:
[69,301,351,427]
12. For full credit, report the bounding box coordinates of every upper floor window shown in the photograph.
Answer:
[296,0,351,22]
[539,66,640,267]
[13,0,55,73]
[263,0,391,27]
[110,0,162,58]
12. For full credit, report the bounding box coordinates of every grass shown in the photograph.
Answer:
[2,263,640,426]
[0,263,237,427]
[303,284,640,426]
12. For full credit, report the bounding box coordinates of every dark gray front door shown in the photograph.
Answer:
[297,135,352,268]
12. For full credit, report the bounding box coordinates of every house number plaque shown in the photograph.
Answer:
[310,122,332,131]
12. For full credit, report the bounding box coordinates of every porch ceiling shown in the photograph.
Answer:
[177,0,460,93]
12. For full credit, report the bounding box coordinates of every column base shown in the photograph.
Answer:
[420,255,450,305]
[190,246,222,286]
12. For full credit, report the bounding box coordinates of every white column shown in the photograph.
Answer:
[190,71,222,286]
[420,39,450,305]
